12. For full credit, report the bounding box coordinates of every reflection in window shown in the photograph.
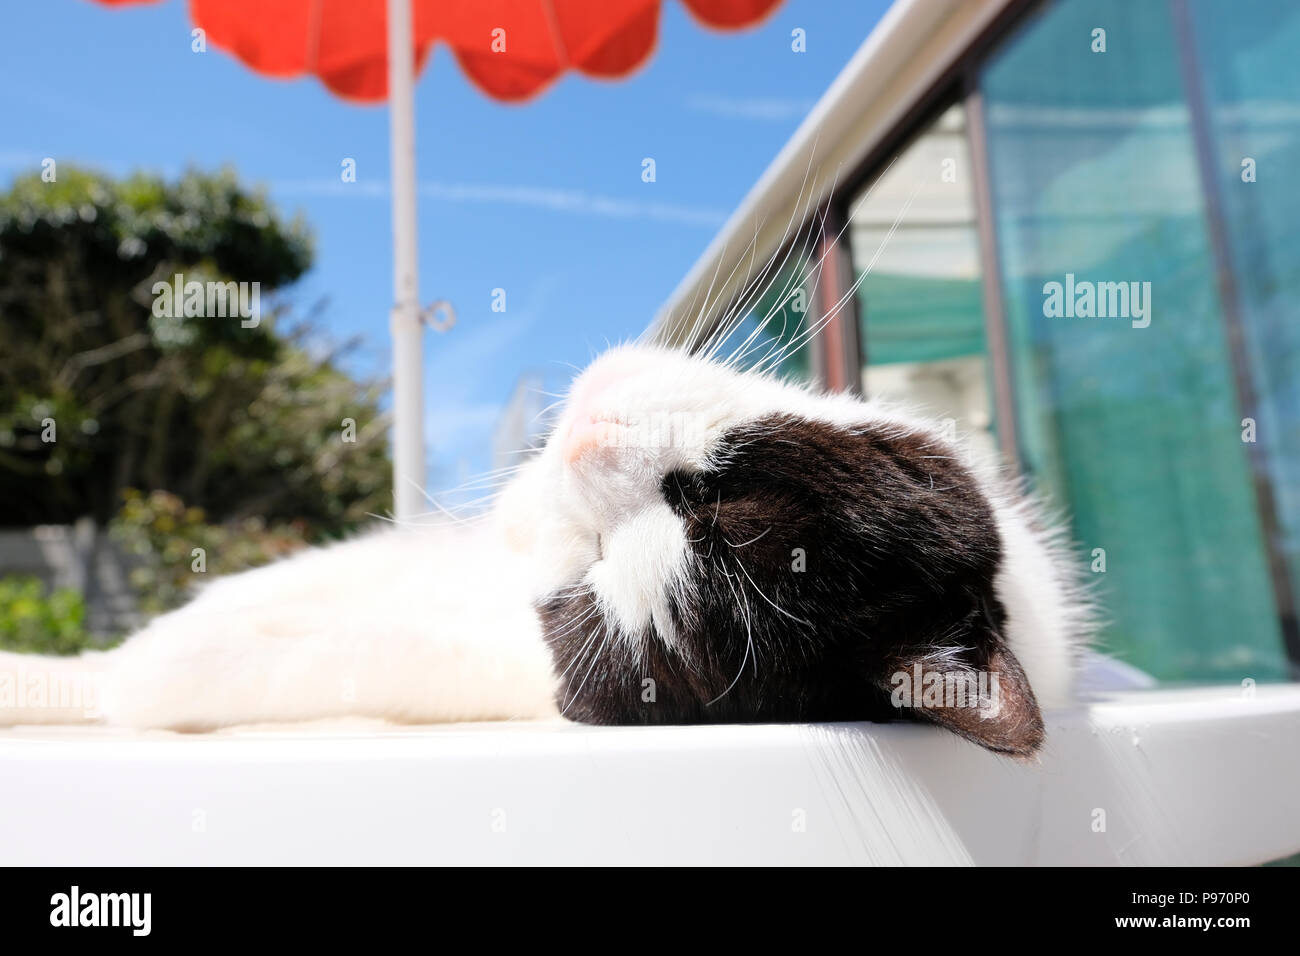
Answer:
[848,104,996,466]
[980,0,1287,681]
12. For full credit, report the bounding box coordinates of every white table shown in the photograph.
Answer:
[2,685,1298,865]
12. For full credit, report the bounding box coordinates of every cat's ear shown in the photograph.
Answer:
[875,613,1045,758]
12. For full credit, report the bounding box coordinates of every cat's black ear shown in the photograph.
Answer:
[874,608,1045,758]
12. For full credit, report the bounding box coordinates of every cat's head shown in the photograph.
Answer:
[501,344,1046,757]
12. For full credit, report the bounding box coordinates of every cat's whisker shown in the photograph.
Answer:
[388,496,492,527]
[673,186,793,357]
[548,607,603,659]
[671,473,704,526]
[717,169,837,371]
[560,620,613,717]
[707,188,816,357]
[757,176,919,377]
[551,601,604,671]
[706,560,756,706]
[702,135,825,366]
[733,556,812,628]
[714,181,832,370]
[685,230,750,360]
[754,156,913,376]
[686,219,764,357]
[740,209,838,371]
[723,526,770,548]
[533,396,568,423]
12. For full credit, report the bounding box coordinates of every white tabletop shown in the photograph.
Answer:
[2,684,1298,865]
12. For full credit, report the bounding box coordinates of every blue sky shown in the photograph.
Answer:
[2,0,888,492]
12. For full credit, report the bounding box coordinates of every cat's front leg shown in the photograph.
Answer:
[95,598,558,730]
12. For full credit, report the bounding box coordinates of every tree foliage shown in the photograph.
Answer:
[0,166,392,531]
[0,576,98,655]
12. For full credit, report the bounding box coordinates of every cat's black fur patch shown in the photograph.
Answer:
[536,414,1045,756]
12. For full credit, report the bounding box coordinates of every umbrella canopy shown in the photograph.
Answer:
[92,0,782,101]
[87,0,784,517]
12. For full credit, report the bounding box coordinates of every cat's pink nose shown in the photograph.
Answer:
[563,415,622,464]
[560,350,665,464]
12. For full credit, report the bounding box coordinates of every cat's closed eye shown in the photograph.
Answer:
[661,469,713,515]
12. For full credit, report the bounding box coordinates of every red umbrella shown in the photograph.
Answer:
[88,0,784,517]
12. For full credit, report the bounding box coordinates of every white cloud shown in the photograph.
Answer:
[270,178,727,227]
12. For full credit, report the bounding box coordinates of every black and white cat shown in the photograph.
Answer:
[0,344,1090,756]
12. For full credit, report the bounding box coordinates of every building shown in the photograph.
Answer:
[651,0,1300,684]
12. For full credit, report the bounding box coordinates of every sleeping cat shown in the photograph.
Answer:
[0,344,1089,756]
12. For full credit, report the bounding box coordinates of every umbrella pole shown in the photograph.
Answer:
[387,0,424,521]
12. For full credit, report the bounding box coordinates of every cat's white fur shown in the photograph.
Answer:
[0,345,1083,728]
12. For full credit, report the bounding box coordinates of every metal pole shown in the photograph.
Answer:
[387,0,424,521]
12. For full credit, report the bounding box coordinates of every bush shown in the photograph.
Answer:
[110,488,310,615]
[0,576,101,655]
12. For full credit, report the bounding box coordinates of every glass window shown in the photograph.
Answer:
[1187,0,1300,652]
[849,103,997,466]
[979,0,1288,681]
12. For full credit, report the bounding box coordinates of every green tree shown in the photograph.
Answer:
[0,166,391,531]
[0,576,98,655]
